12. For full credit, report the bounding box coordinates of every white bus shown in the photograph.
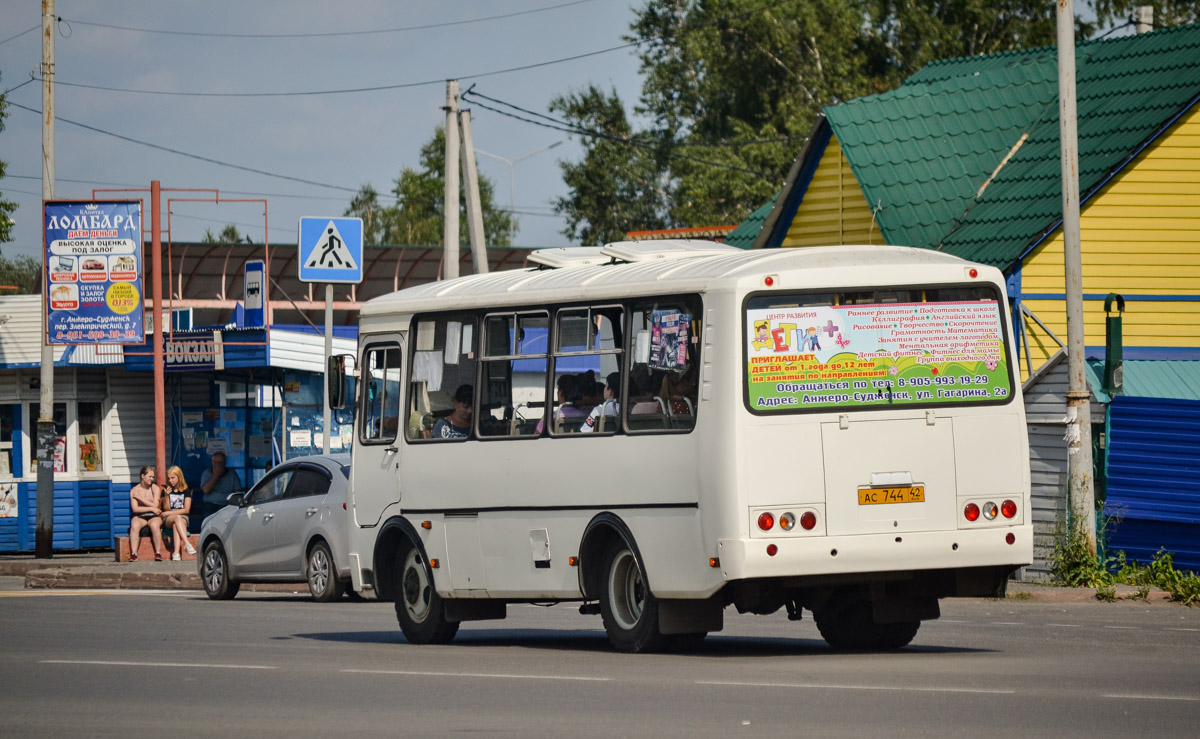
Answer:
[329,241,1032,651]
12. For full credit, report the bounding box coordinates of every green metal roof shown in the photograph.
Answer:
[723,196,776,249]
[1086,360,1200,403]
[734,24,1200,267]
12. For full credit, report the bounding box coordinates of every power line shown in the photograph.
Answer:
[60,1,598,39]
[5,174,352,202]
[465,88,800,148]
[0,25,39,46]
[5,100,359,193]
[32,43,639,98]
[461,95,776,178]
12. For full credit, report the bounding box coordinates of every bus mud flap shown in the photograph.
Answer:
[658,597,723,635]
[443,599,507,623]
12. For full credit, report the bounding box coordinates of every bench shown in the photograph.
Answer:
[114,533,201,562]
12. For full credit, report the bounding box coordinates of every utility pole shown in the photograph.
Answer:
[457,109,489,275]
[36,0,56,558]
[443,80,460,280]
[151,181,166,482]
[1136,6,1153,34]
[1057,0,1096,553]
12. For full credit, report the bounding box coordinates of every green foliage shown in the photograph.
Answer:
[0,255,42,294]
[551,0,1100,239]
[549,85,669,244]
[1050,519,1113,588]
[1052,517,1200,605]
[201,224,246,244]
[0,72,18,247]
[344,126,515,247]
[1093,0,1200,28]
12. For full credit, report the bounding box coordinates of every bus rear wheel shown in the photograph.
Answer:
[813,600,921,650]
[394,543,459,645]
[599,540,664,653]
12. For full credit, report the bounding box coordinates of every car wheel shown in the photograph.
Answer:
[598,539,664,653]
[201,542,240,600]
[307,541,345,602]
[394,541,458,644]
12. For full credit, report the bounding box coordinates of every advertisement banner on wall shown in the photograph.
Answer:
[44,200,144,345]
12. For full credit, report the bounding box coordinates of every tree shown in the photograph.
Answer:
[201,224,245,244]
[0,71,19,249]
[552,0,1101,236]
[345,184,384,245]
[549,85,670,244]
[0,255,42,294]
[1093,0,1199,28]
[344,126,516,247]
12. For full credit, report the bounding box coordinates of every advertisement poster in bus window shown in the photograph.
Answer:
[745,301,1010,411]
[649,311,690,370]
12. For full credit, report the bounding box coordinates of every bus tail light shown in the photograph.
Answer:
[964,503,980,522]
[766,544,778,556]
[1001,499,1018,518]
[757,512,775,531]
[982,501,998,520]
[778,512,796,531]
[800,511,817,530]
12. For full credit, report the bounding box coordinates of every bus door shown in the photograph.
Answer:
[352,337,405,526]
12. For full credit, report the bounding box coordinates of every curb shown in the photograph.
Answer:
[25,568,202,590]
[23,568,312,593]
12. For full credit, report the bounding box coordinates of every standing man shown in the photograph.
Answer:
[200,452,243,518]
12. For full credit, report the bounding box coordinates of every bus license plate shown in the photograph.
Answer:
[858,486,925,505]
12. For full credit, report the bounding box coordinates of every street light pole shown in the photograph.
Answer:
[475,141,563,213]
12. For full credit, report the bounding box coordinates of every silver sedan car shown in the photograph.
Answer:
[198,454,352,602]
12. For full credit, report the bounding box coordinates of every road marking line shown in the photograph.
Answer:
[991,622,1023,626]
[1102,694,1200,702]
[42,660,275,670]
[1046,623,1081,628]
[696,680,1013,695]
[1103,626,1138,630]
[1164,628,1199,632]
[341,669,609,682]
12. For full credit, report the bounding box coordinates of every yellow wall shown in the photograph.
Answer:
[1019,102,1200,376]
[781,135,884,247]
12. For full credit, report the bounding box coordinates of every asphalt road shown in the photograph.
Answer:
[1,589,1196,737]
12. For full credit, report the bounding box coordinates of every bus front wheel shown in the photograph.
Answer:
[599,540,664,653]
[394,542,459,645]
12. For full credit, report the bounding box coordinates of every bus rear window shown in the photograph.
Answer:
[744,286,1013,413]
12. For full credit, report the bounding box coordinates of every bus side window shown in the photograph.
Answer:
[479,312,547,438]
[625,297,701,433]
[361,345,402,444]
[406,313,478,442]
[551,305,623,436]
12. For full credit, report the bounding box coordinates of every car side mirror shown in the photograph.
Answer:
[227,492,245,508]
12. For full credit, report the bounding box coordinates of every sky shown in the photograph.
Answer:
[0,0,646,260]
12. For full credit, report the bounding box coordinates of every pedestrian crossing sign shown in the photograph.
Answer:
[298,217,364,284]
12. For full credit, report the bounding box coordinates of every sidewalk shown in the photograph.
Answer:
[0,552,301,593]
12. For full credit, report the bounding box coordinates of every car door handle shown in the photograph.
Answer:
[263,513,274,521]
[385,446,399,454]
[306,507,319,516]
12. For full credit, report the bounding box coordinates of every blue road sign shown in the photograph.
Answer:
[298,217,363,284]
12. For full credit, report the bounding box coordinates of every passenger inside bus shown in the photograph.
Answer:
[536,374,586,434]
[431,384,473,439]
[580,371,620,433]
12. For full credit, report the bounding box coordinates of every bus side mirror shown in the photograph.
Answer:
[328,354,353,410]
